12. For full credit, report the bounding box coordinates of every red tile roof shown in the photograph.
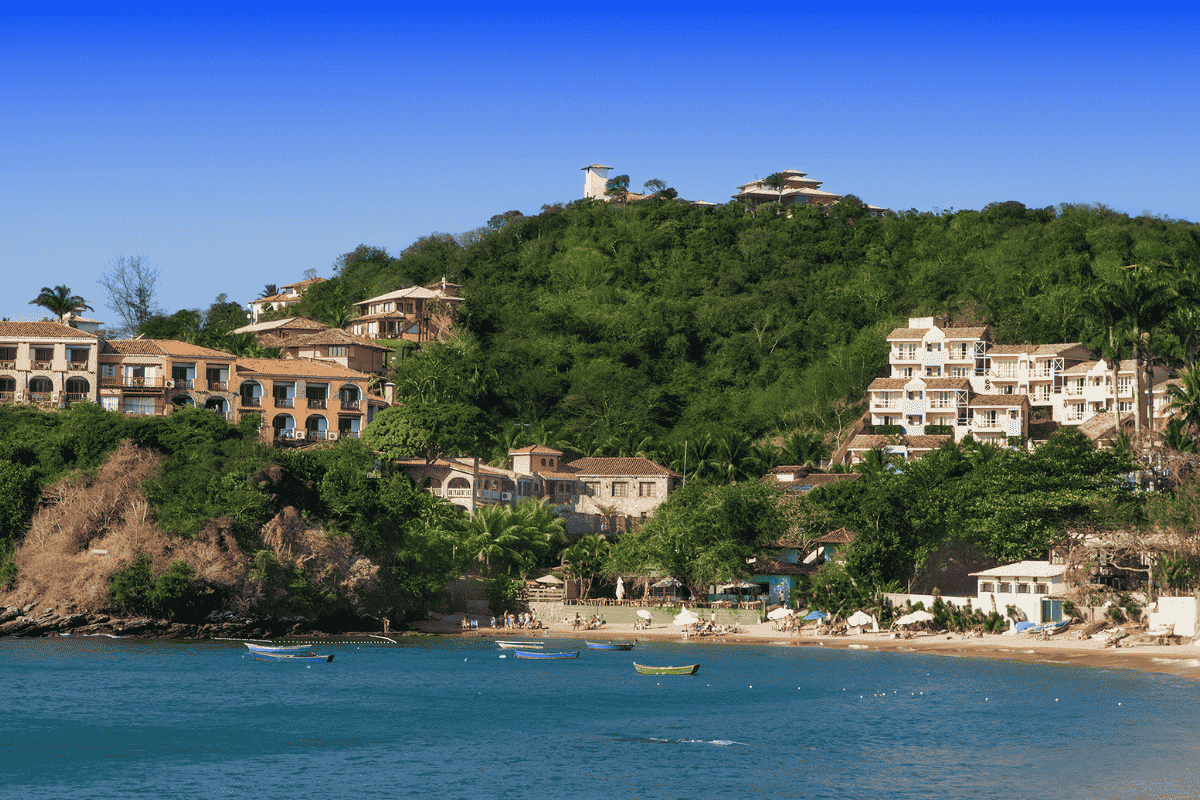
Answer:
[0,321,99,339]
[566,457,680,478]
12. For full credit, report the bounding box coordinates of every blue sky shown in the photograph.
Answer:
[3,8,1198,324]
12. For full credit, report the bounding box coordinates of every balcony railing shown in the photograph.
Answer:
[872,402,899,410]
[32,361,52,370]
[240,395,262,407]
[100,376,165,389]
[306,429,328,440]
[30,392,54,403]
[206,380,228,392]
[338,429,360,438]
[274,397,294,408]
[69,361,89,371]
[0,392,15,403]
[340,399,360,410]
[446,488,472,498]
[173,379,194,389]
[64,393,85,404]
[307,397,327,409]
[0,361,14,370]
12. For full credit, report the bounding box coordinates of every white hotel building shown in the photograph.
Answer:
[844,316,1177,463]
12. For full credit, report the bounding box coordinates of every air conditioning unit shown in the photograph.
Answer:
[14,392,22,401]
[327,431,339,441]
[166,380,174,389]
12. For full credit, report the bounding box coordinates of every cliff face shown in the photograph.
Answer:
[0,441,381,627]
[2,441,247,616]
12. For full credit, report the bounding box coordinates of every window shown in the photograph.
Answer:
[998,582,1012,593]
[907,390,922,400]
[925,342,940,352]
[638,482,656,497]
[1016,583,1030,594]
[1034,583,1048,594]
[540,458,546,466]
[100,396,118,411]
[100,363,116,378]
[899,367,914,377]
[611,481,628,497]
[980,582,994,593]
[548,459,555,468]
[951,366,969,377]
[329,346,347,358]
[585,481,599,496]
[907,416,921,426]
[924,367,941,377]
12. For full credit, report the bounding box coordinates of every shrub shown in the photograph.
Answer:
[1108,606,1125,622]
[485,575,522,617]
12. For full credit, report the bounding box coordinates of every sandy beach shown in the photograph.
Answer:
[414,615,1200,681]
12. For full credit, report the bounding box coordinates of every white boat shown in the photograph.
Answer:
[496,641,544,649]
[244,642,312,653]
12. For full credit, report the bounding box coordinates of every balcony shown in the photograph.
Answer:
[206,380,228,392]
[63,393,86,404]
[340,399,360,411]
[100,376,165,390]
[973,418,1001,429]
[0,361,14,370]
[69,361,89,371]
[240,395,262,407]
[338,429,360,438]
[30,392,54,404]
[306,429,328,441]
[173,379,195,390]
[447,488,472,498]
[32,361,53,370]
[307,397,327,409]
[0,391,14,403]
[274,397,295,408]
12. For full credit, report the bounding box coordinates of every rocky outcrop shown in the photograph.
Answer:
[0,605,370,640]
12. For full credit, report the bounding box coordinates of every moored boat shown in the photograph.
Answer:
[634,662,699,675]
[252,652,334,663]
[245,642,312,653]
[514,650,579,659]
[497,641,544,649]
[585,641,636,650]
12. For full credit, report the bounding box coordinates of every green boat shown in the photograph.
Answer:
[633,662,700,675]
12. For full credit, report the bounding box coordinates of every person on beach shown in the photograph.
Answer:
[383,617,390,635]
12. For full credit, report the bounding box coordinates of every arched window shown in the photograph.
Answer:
[28,376,53,401]
[273,414,295,438]
[447,476,471,498]
[239,380,262,407]
[205,397,227,415]
[541,458,546,466]
[305,415,328,440]
[64,377,89,401]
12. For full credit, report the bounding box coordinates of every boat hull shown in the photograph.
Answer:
[634,662,699,675]
[252,652,334,663]
[585,641,635,650]
[514,651,579,659]
[497,641,544,649]
[245,643,312,653]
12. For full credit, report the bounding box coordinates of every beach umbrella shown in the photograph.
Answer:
[718,579,758,590]
[908,610,934,623]
[652,577,683,588]
[616,576,625,600]
[895,613,915,626]
[535,574,563,584]
[802,610,828,621]
[847,610,873,627]
[767,607,794,621]
[673,606,700,626]
[636,609,652,620]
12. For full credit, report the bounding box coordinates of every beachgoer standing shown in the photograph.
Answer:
[383,617,390,635]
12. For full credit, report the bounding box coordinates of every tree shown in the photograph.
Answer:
[97,255,161,337]
[1168,367,1200,442]
[28,285,92,320]
[604,174,630,202]
[562,533,610,599]
[642,179,667,196]
[260,284,279,298]
[762,172,789,206]
[363,401,486,464]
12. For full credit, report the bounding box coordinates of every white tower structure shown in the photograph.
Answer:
[582,164,613,200]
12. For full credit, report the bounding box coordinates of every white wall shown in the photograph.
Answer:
[1147,596,1196,637]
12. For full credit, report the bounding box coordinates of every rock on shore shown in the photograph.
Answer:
[0,606,349,640]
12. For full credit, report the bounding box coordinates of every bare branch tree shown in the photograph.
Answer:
[97,255,161,337]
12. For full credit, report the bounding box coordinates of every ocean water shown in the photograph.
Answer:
[2,636,1198,800]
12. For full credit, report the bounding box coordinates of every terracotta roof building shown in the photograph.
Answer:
[0,321,101,409]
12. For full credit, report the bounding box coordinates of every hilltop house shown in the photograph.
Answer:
[346,282,463,343]
[231,316,329,345]
[0,321,101,409]
[246,278,325,323]
[971,561,1068,624]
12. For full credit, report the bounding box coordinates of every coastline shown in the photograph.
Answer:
[415,616,1200,682]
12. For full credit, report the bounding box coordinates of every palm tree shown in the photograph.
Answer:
[562,533,610,600]
[781,431,830,470]
[854,446,898,481]
[29,285,91,320]
[260,284,279,298]
[1167,368,1200,443]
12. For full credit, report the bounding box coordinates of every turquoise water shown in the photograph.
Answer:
[3,636,1199,799]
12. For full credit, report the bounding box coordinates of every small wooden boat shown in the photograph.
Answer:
[252,652,334,663]
[497,640,544,649]
[514,650,579,659]
[1047,620,1071,635]
[586,641,636,650]
[634,662,699,675]
[244,642,312,653]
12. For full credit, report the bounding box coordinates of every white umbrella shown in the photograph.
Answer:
[673,606,700,626]
[908,610,934,622]
[846,610,873,627]
[615,576,625,601]
[895,613,915,626]
[535,574,563,584]
[636,609,653,620]
[718,579,757,590]
[767,607,794,620]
